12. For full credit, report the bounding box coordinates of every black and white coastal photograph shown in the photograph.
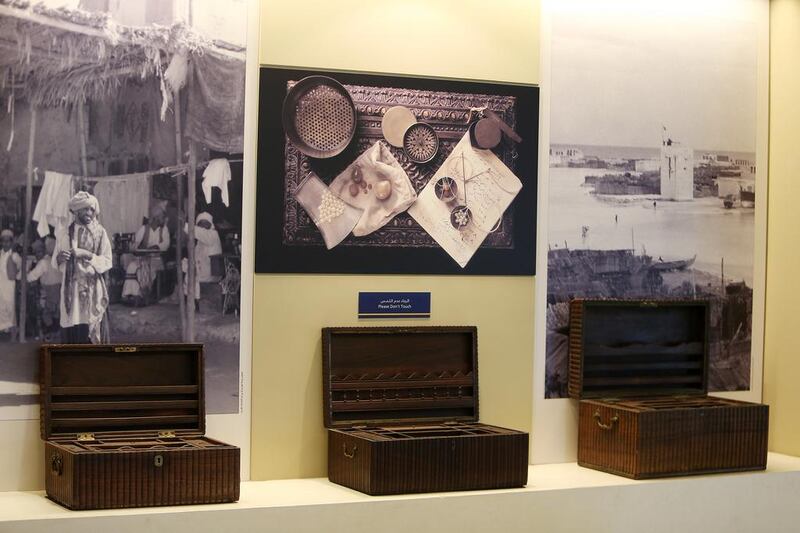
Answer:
[0,0,248,418]
[544,3,763,398]
[256,67,539,275]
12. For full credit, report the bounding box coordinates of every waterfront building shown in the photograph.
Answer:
[660,140,694,200]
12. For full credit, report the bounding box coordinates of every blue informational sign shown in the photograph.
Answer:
[358,292,431,319]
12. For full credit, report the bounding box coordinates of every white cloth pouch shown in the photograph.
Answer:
[329,141,417,236]
[294,172,363,250]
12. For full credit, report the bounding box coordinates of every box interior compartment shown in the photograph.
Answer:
[323,327,478,427]
[41,344,205,439]
[335,423,519,441]
[50,435,231,453]
[596,396,751,411]
[575,301,709,398]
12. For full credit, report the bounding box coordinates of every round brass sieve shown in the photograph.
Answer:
[282,76,357,159]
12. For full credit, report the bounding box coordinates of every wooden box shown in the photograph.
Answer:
[568,299,768,479]
[323,326,529,495]
[40,344,240,510]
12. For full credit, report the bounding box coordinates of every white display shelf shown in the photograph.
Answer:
[1,453,799,533]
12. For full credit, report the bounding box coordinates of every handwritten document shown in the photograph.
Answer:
[408,134,522,268]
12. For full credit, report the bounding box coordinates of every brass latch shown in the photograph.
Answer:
[114,346,137,352]
[158,431,177,438]
[77,433,95,441]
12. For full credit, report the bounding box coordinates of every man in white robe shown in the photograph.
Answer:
[182,212,222,311]
[122,205,171,304]
[52,192,112,343]
[0,229,22,334]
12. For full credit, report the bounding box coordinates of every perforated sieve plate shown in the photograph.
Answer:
[282,76,357,159]
[403,122,439,164]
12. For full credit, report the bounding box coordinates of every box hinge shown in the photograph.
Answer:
[77,433,95,441]
[158,431,177,438]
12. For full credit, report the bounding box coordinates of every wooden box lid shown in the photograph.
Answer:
[40,343,205,440]
[568,299,710,399]
[322,327,478,428]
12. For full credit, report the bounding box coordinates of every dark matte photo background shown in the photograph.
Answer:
[255,66,539,275]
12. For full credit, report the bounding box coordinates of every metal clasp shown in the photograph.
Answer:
[114,346,137,352]
[158,431,177,438]
[77,433,95,441]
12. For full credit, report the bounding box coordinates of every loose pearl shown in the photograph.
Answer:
[374,180,392,200]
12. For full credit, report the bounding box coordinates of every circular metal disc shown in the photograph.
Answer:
[382,106,417,148]
[282,76,356,159]
[472,118,502,149]
[403,122,439,164]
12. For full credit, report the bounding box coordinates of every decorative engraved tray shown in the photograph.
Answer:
[282,82,518,249]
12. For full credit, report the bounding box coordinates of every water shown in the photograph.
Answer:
[551,144,757,163]
[548,167,755,285]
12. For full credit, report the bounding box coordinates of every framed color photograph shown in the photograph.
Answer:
[255,66,539,275]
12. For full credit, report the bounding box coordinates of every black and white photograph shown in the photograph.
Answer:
[256,67,539,275]
[543,2,764,398]
[0,0,249,418]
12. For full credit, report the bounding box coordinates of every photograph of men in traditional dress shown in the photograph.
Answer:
[0,0,247,418]
[53,192,112,344]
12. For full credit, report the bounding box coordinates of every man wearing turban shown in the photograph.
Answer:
[181,212,222,311]
[0,228,22,335]
[51,191,112,343]
[122,203,171,304]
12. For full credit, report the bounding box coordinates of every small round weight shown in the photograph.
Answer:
[374,180,393,200]
[471,118,502,149]
[435,176,459,202]
[381,106,417,148]
[450,205,472,229]
[349,183,360,197]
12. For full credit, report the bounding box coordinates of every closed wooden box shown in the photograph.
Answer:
[568,299,768,479]
[40,344,240,510]
[323,326,529,495]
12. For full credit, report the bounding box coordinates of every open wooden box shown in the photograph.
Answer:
[568,299,768,479]
[322,326,529,495]
[40,344,240,510]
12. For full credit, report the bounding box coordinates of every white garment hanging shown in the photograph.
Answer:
[93,177,150,238]
[32,171,73,237]
[201,158,231,207]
